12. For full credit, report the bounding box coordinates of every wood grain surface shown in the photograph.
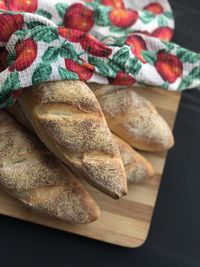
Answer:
[0,87,181,248]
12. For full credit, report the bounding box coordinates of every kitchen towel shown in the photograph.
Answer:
[0,0,200,108]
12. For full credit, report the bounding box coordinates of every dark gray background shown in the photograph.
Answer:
[1,1,200,266]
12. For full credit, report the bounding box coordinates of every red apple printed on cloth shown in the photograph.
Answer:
[0,47,8,72]
[144,2,164,14]
[65,59,94,81]
[101,0,125,9]
[0,13,24,42]
[109,9,138,28]
[58,28,85,43]
[80,34,112,57]
[151,27,173,41]
[10,38,37,71]
[64,3,94,33]
[109,71,137,85]
[125,35,147,63]
[155,51,183,83]
[0,0,7,10]
[8,0,38,12]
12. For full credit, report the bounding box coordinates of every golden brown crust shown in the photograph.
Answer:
[113,134,154,183]
[7,102,153,185]
[6,101,35,132]
[89,84,174,152]
[19,81,127,199]
[0,110,100,224]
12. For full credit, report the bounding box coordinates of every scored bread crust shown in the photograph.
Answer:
[0,110,100,224]
[19,81,127,199]
[113,134,154,183]
[7,101,154,184]
[89,84,174,152]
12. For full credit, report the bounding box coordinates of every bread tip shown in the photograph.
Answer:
[168,131,175,149]
[85,204,101,223]
[160,130,174,151]
[75,193,101,224]
[148,164,155,179]
[111,187,128,199]
[121,188,128,197]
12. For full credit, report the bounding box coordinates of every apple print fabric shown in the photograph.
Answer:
[0,0,200,108]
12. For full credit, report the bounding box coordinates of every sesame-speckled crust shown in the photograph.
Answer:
[19,81,127,199]
[89,84,174,152]
[0,110,100,224]
[113,135,154,183]
[7,102,153,186]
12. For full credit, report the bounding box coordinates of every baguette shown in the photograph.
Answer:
[8,101,153,184]
[89,84,174,152]
[0,110,100,224]
[113,134,154,183]
[19,81,127,199]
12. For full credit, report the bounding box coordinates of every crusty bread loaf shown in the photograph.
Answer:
[0,110,100,224]
[113,134,154,183]
[89,84,174,152]
[19,81,127,199]
[8,101,153,184]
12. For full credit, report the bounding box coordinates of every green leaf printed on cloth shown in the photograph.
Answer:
[111,47,130,72]
[139,11,155,24]
[163,11,173,19]
[158,16,168,27]
[126,57,142,75]
[94,6,111,26]
[142,50,157,65]
[162,41,175,51]
[32,62,52,84]
[14,29,28,39]
[31,26,58,43]
[42,47,60,63]
[88,56,115,76]
[27,21,47,29]
[177,48,200,63]
[1,71,20,95]
[0,95,15,109]
[179,66,200,90]
[36,9,52,20]
[55,3,68,18]
[59,41,78,60]
[58,67,79,80]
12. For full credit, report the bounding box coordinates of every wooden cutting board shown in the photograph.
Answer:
[0,87,181,248]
